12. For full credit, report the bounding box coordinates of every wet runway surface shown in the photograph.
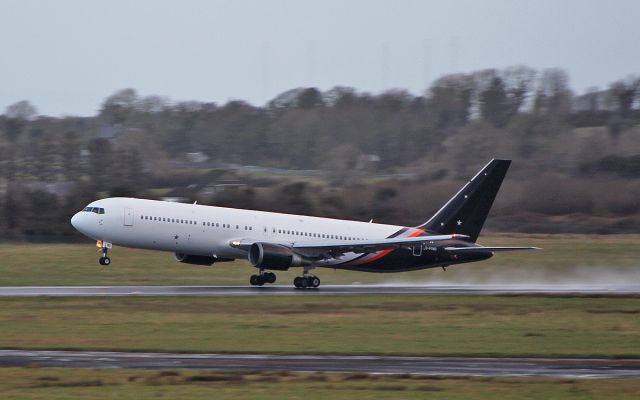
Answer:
[1,350,639,379]
[0,284,639,297]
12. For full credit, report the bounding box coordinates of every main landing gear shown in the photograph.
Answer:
[97,240,112,266]
[250,271,277,286]
[293,268,321,289]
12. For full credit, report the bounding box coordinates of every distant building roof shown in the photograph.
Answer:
[96,125,123,140]
[160,197,190,203]
[186,152,209,163]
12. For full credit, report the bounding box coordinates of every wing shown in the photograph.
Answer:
[445,246,541,253]
[231,234,467,258]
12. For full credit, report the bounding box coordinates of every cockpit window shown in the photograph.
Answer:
[82,207,105,214]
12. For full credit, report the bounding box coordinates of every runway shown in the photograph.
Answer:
[1,350,639,379]
[0,284,639,297]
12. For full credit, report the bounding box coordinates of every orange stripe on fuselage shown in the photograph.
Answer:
[354,228,425,266]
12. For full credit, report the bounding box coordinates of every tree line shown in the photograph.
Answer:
[1,66,639,240]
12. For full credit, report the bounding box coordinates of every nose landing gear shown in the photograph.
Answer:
[97,240,112,266]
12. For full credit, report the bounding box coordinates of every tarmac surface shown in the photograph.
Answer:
[1,350,639,379]
[0,284,638,297]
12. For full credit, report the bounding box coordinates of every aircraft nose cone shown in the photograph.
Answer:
[70,212,80,230]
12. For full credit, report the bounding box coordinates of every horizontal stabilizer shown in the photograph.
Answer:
[445,246,541,253]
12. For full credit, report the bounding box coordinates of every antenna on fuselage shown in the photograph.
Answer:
[193,201,198,205]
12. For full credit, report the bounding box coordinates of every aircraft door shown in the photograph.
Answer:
[263,225,274,239]
[124,208,134,226]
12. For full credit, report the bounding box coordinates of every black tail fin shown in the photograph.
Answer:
[418,159,511,242]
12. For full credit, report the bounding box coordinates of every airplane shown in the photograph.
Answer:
[70,159,538,288]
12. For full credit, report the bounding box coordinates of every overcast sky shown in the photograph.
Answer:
[0,0,638,116]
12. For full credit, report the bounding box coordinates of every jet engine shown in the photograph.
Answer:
[248,242,310,271]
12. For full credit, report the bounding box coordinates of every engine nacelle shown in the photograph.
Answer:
[174,253,217,266]
[248,242,309,271]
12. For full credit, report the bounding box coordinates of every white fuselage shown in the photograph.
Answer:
[71,197,404,262]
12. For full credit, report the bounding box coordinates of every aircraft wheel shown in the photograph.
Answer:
[300,277,309,288]
[99,257,110,266]
[250,274,260,286]
[265,272,276,284]
[293,277,302,288]
[310,276,320,288]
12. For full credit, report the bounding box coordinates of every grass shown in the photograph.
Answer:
[0,234,639,286]
[0,295,639,358]
[1,368,639,400]
[1,235,639,398]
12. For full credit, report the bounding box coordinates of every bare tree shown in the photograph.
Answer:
[534,68,572,117]
[100,88,138,124]
[608,77,640,117]
[3,100,38,142]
